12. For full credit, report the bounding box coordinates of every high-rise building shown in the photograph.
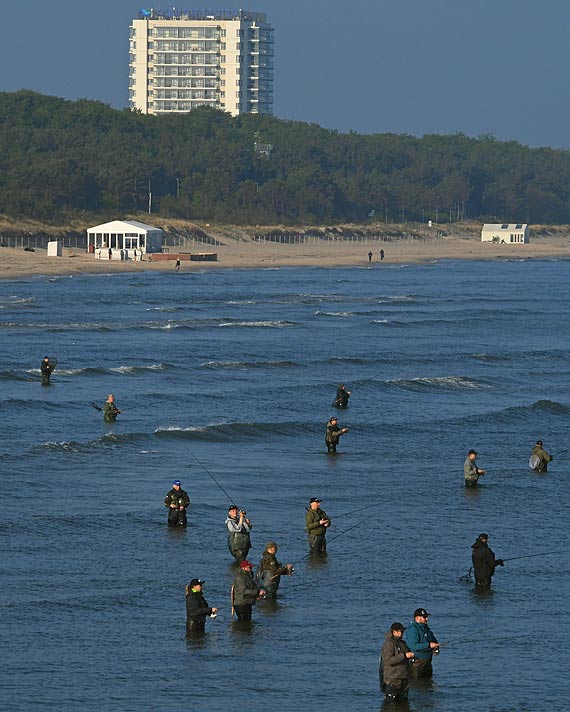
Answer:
[129,9,274,116]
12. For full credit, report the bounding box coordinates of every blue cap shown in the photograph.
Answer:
[173,479,181,486]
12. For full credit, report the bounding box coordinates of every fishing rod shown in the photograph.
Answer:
[334,500,382,521]
[502,547,570,563]
[189,452,236,506]
[291,516,371,567]
[440,631,535,648]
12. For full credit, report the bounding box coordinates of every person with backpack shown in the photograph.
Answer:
[530,440,552,472]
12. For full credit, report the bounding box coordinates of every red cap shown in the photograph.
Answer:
[239,560,253,569]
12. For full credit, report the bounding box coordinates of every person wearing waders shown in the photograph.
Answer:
[380,622,414,703]
[326,416,348,455]
[185,578,217,634]
[530,440,553,472]
[256,542,293,598]
[164,479,190,527]
[333,384,351,409]
[103,394,121,423]
[40,356,55,386]
[226,505,252,563]
[464,449,485,486]
[403,608,439,678]
[471,533,504,587]
[231,560,265,621]
[305,497,330,554]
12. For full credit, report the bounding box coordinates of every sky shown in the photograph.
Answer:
[2,0,569,148]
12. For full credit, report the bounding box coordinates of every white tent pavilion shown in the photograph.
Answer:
[87,220,163,260]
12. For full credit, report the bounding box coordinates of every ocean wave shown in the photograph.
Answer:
[199,359,301,370]
[0,398,61,412]
[314,311,354,317]
[0,370,39,382]
[218,320,295,328]
[0,296,38,308]
[24,363,173,377]
[155,421,314,442]
[387,376,490,392]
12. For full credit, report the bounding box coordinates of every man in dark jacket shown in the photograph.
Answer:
[333,384,351,409]
[256,541,293,598]
[530,440,553,472]
[40,356,55,386]
[403,608,439,678]
[185,578,217,634]
[380,622,414,703]
[232,560,265,621]
[164,480,190,527]
[325,416,348,454]
[225,505,252,562]
[305,497,331,554]
[471,533,504,587]
[103,394,121,423]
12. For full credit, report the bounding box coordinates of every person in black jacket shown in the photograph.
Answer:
[471,533,504,587]
[333,384,351,409]
[164,480,191,527]
[41,356,55,386]
[185,578,217,634]
[380,622,415,703]
[325,417,348,454]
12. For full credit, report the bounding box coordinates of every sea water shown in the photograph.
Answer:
[0,260,568,711]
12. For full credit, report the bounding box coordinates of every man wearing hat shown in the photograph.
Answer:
[403,609,439,677]
[530,440,553,472]
[164,480,190,527]
[305,497,331,554]
[185,578,217,634]
[325,416,349,455]
[464,449,485,486]
[231,560,266,621]
[471,533,504,587]
[380,622,414,703]
[256,542,294,598]
[225,505,252,562]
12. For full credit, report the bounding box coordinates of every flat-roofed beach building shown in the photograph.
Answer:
[129,9,273,116]
[481,223,529,244]
[87,220,163,259]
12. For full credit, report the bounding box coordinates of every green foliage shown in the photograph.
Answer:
[1,90,570,224]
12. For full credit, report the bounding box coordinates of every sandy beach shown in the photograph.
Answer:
[2,233,570,279]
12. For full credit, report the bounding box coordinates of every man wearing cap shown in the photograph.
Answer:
[40,356,55,386]
[256,542,293,598]
[530,440,552,472]
[380,622,414,703]
[225,505,252,562]
[164,480,191,527]
[464,449,485,486]
[471,533,504,587]
[403,609,439,678]
[305,498,331,554]
[103,394,121,423]
[325,417,349,455]
[185,578,217,634]
[231,560,266,621]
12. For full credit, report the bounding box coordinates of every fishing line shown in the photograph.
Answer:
[189,452,236,505]
[334,501,382,520]
[502,547,570,562]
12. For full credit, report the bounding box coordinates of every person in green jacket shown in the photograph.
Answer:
[305,497,331,554]
[530,440,552,472]
[232,560,265,621]
[103,394,121,423]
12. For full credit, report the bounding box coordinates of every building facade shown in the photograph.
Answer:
[481,223,529,244]
[129,9,273,116]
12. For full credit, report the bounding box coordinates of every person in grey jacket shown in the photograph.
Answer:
[231,560,265,621]
[464,449,485,486]
[225,504,252,562]
[380,622,414,703]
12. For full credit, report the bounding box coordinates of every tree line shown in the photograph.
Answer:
[1,90,570,224]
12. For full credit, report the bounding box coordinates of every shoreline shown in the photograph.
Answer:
[2,237,570,279]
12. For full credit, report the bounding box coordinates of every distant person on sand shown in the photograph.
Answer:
[175,258,181,272]
[530,440,552,472]
[326,416,348,455]
[103,393,121,423]
[464,449,485,486]
[380,249,385,261]
[108,247,112,260]
[368,251,373,262]
[40,356,55,386]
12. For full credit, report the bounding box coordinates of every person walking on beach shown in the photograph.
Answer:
[231,560,265,621]
[186,578,217,634]
[164,479,191,527]
[530,440,552,472]
[226,505,252,563]
[103,394,121,423]
[256,541,294,598]
[305,497,330,554]
[380,249,385,261]
[175,258,181,272]
[471,533,504,587]
[403,608,439,678]
[326,416,348,455]
[40,356,55,386]
[380,622,414,703]
[368,251,373,262]
[464,449,485,486]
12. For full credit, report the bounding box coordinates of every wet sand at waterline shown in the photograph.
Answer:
[1,236,570,279]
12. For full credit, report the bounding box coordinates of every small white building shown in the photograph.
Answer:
[481,223,529,244]
[87,220,163,260]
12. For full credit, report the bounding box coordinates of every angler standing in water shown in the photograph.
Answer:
[164,479,191,528]
[185,578,217,634]
[403,608,439,678]
[464,449,485,486]
[231,560,265,621]
[256,541,293,598]
[333,384,351,409]
[103,394,121,423]
[305,497,331,554]
[379,622,414,703]
[471,533,504,587]
[530,440,553,472]
[325,416,349,455]
[226,505,252,563]
[40,356,55,386]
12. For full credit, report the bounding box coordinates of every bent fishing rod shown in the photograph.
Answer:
[188,452,237,506]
